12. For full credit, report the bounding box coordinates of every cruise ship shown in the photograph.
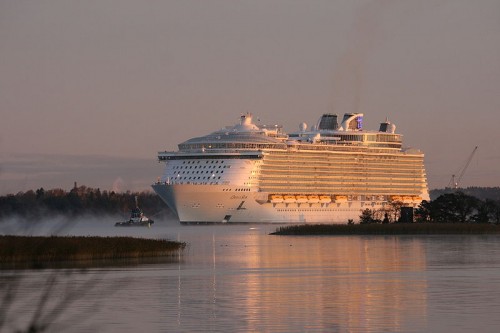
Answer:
[152,113,429,223]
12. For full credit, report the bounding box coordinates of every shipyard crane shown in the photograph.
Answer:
[448,146,478,189]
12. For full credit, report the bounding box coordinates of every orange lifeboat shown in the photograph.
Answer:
[334,195,348,202]
[270,195,284,203]
[307,195,320,203]
[283,195,296,203]
[319,195,332,203]
[296,195,308,203]
[403,196,413,203]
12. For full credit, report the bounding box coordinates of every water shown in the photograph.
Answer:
[3,218,500,332]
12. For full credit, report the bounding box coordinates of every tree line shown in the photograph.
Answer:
[2,185,500,224]
[430,186,500,201]
[360,191,500,224]
[0,185,172,220]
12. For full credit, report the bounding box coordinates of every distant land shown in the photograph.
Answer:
[1,185,500,224]
[430,187,500,201]
[0,185,174,221]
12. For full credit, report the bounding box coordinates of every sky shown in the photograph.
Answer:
[1,0,499,195]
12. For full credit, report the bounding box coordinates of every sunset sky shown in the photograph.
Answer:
[1,0,499,194]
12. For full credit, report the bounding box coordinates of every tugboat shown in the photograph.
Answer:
[115,196,154,227]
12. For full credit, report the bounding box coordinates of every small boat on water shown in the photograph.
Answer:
[115,196,154,227]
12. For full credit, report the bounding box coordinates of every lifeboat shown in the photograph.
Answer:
[390,195,402,202]
[403,196,413,203]
[283,195,296,203]
[296,195,308,203]
[334,195,348,202]
[412,196,422,202]
[319,195,332,203]
[270,195,284,203]
[307,195,320,203]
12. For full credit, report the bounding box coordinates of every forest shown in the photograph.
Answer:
[0,185,173,221]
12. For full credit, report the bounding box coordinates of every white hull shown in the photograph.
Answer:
[152,184,405,223]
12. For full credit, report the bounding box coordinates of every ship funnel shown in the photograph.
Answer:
[379,118,396,133]
[317,113,338,131]
[340,113,363,131]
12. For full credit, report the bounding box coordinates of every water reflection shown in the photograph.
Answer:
[170,228,429,333]
[3,221,500,332]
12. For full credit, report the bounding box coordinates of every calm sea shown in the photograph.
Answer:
[2,218,500,332]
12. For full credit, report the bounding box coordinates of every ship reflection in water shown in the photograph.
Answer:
[180,230,428,332]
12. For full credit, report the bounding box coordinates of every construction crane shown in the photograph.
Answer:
[448,146,478,189]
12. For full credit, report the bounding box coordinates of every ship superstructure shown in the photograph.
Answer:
[152,113,429,223]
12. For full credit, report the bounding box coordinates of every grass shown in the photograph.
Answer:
[271,223,500,236]
[0,235,186,264]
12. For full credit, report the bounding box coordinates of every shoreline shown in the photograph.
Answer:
[0,235,186,267]
[270,223,500,236]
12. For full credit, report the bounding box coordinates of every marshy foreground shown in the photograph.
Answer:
[271,223,500,235]
[0,235,186,264]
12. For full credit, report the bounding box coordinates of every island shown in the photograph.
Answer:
[0,235,186,266]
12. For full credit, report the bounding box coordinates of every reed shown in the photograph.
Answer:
[0,235,186,263]
[271,223,500,236]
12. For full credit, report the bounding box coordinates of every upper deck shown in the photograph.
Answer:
[287,113,402,150]
[158,113,413,160]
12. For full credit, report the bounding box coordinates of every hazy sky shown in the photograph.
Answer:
[1,0,499,194]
